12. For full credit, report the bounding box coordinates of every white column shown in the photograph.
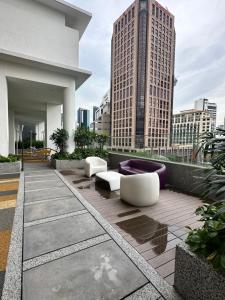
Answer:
[46,104,62,149]
[0,74,9,156]
[63,83,75,153]
[8,110,15,154]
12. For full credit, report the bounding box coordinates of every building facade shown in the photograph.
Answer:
[77,108,90,128]
[194,98,217,131]
[110,0,175,150]
[0,0,91,156]
[172,109,212,146]
[94,90,111,135]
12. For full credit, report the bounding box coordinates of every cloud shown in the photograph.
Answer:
[69,0,225,125]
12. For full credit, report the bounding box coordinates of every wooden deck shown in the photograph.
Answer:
[61,169,203,286]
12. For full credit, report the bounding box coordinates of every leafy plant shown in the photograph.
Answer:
[95,134,108,149]
[0,154,19,162]
[194,128,225,199]
[50,128,69,154]
[16,139,44,149]
[186,202,225,270]
[51,148,108,160]
[74,126,95,149]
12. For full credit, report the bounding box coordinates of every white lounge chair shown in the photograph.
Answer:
[120,173,159,206]
[84,156,107,177]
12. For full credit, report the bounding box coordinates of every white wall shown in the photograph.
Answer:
[45,104,62,150]
[8,110,15,154]
[0,0,79,67]
[0,72,9,156]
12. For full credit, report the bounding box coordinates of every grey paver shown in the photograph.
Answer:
[23,213,105,260]
[24,196,84,222]
[25,175,58,183]
[25,179,64,191]
[25,171,55,177]
[23,240,148,300]
[25,186,73,203]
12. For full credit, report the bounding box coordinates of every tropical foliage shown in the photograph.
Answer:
[186,202,225,270]
[186,128,225,270]
[0,154,19,162]
[50,128,69,154]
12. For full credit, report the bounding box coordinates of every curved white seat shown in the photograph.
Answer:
[120,173,159,206]
[84,156,107,177]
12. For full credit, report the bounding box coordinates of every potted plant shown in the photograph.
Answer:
[174,128,225,299]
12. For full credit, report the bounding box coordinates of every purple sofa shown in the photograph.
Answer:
[119,159,167,189]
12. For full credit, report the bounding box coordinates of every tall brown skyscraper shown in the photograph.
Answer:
[110,0,175,149]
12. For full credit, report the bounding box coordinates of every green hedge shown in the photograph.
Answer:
[0,154,20,163]
[51,148,108,160]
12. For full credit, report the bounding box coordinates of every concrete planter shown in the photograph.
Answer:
[174,243,225,300]
[51,159,85,170]
[0,161,21,174]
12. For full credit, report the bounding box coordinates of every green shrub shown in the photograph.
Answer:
[51,148,108,160]
[50,128,69,154]
[0,154,19,162]
[186,202,225,270]
[16,140,44,149]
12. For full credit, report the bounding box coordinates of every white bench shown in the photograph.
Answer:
[95,171,124,191]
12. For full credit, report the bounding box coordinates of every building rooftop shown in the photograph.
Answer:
[35,0,92,38]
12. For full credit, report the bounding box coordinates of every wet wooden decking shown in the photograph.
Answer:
[61,169,203,286]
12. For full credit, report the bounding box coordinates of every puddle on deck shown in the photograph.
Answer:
[116,215,168,254]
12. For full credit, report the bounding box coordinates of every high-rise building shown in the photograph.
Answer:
[77,108,90,128]
[172,109,212,146]
[94,90,111,135]
[110,0,175,150]
[93,106,98,122]
[194,99,217,131]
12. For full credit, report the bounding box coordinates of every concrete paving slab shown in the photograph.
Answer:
[25,187,73,203]
[25,171,55,177]
[23,213,105,260]
[23,240,148,300]
[24,196,84,222]
[25,180,64,191]
[25,175,58,183]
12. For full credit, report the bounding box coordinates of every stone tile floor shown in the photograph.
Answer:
[22,163,178,299]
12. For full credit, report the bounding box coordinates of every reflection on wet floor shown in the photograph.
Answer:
[60,170,83,176]
[116,215,168,253]
[73,178,90,184]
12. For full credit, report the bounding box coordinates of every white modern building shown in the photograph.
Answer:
[94,90,111,135]
[194,98,217,131]
[172,109,212,146]
[0,0,92,156]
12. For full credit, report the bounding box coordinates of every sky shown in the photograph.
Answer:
[68,0,225,125]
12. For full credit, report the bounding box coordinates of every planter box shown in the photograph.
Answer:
[51,159,85,170]
[0,161,21,174]
[174,243,225,300]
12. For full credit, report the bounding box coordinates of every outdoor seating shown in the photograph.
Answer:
[34,148,52,160]
[119,159,166,189]
[96,171,124,191]
[84,156,107,177]
[120,173,160,206]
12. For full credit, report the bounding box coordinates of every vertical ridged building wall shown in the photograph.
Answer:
[110,0,176,149]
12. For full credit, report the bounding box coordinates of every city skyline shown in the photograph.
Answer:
[69,0,225,125]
